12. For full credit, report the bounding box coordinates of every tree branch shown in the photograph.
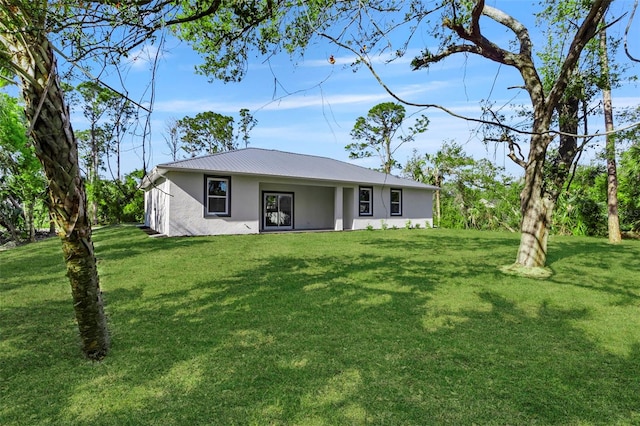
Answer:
[624,0,640,62]
[546,0,613,116]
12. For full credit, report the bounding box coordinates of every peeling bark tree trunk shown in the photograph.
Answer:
[1,15,109,359]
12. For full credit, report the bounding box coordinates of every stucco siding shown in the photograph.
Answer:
[350,185,434,230]
[144,177,169,234]
[166,172,260,236]
[401,187,434,228]
[259,182,334,230]
[143,168,434,236]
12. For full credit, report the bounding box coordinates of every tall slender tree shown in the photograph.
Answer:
[599,26,622,243]
[347,102,428,174]
[164,117,181,162]
[237,108,258,149]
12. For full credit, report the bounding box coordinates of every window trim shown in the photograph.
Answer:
[204,175,231,217]
[359,186,373,216]
[390,188,403,216]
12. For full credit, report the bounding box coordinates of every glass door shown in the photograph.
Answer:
[263,192,293,230]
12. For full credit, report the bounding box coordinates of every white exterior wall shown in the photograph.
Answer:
[166,172,260,236]
[259,181,334,230]
[144,177,169,235]
[350,185,434,230]
[144,170,434,236]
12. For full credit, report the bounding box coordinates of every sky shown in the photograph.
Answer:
[64,1,640,179]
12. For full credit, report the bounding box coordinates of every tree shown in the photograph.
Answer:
[164,117,181,161]
[553,164,608,236]
[177,111,236,157]
[616,106,640,232]
[618,142,640,232]
[176,109,258,157]
[535,2,626,243]
[0,1,275,359]
[0,8,109,359]
[347,102,428,174]
[73,82,136,224]
[94,171,145,225]
[0,92,47,242]
[599,26,622,243]
[404,142,474,227]
[405,142,521,231]
[237,108,258,149]
[0,91,47,241]
[418,1,611,270]
[177,0,633,271]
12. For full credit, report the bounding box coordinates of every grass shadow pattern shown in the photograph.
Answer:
[1,226,639,424]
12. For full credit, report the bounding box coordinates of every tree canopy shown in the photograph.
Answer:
[347,102,428,174]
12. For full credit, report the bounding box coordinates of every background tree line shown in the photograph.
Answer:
[4,92,636,244]
[0,83,257,244]
[349,101,639,237]
[402,136,639,237]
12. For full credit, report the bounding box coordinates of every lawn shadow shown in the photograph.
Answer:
[547,237,640,305]
[2,227,640,424]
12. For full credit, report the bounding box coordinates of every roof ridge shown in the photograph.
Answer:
[158,149,234,167]
[243,148,406,178]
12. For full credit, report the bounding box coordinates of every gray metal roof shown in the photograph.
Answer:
[145,148,436,190]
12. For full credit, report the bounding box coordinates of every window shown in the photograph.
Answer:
[205,176,230,216]
[359,187,373,216]
[390,188,402,216]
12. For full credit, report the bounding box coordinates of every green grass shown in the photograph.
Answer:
[1,226,640,425]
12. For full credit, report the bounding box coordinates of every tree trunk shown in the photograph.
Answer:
[90,123,99,225]
[434,174,442,227]
[435,189,441,227]
[516,135,554,268]
[600,28,622,243]
[25,200,35,242]
[3,23,109,359]
[0,213,21,243]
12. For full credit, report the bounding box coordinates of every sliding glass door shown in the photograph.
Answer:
[263,192,293,230]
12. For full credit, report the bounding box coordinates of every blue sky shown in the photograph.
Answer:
[68,2,639,178]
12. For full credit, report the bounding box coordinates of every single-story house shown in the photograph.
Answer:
[142,148,437,236]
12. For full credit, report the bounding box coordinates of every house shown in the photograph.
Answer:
[142,148,437,236]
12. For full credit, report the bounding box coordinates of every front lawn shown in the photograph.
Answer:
[1,226,639,425]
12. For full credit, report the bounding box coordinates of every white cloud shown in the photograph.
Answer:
[125,44,168,71]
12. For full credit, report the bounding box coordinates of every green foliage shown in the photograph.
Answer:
[405,141,521,232]
[616,107,640,231]
[0,92,47,241]
[347,102,428,173]
[73,82,135,177]
[619,143,640,231]
[88,170,144,225]
[553,151,640,236]
[2,226,640,424]
[237,108,258,148]
[177,111,236,157]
